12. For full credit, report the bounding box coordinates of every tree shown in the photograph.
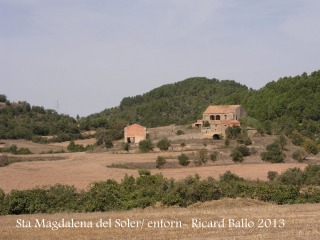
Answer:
[278,134,288,150]
[303,139,318,155]
[178,154,190,166]
[0,94,7,102]
[156,156,166,169]
[210,151,218,161]
[292,149,307,162]
[139,139,153,153]
[225,126,241,140]
[261,142,285,163]
[156,138,171,151]
[230,149,244,163]
[193,149,209,166]
[267,171,278,181]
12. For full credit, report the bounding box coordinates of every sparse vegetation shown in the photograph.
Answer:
[0,145,33,155]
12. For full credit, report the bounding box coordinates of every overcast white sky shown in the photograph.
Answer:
[1,0,320,117]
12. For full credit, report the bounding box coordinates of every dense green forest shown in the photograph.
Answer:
[1,70,320,141]
[0,96,80,142]
[80,78,248,130]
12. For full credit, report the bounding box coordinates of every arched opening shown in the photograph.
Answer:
[210,115,215,120]
[216,115,220,120]
[212,134,221,140]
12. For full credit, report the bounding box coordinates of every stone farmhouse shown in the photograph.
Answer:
[193,105,246,139]
[124,124,147,144]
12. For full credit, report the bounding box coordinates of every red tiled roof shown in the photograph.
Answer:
[204,105,241,114]
[220,119,240,126]
[125,124,145,136]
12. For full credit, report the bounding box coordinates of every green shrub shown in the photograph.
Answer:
[292,149,307,162]
[303,139,318,155]
[225,126,241,140]
[123,142,130,152]
[0,189,5,215]
[17,147,32,155]
[261,142,285,163]
[67,140,86,152]
[290,131,304,146]
[139,139,153,153]
[236,145,250,157]
[178,154,190,166]
[267,171,278,181]
[230,149,244,163]
[303,165,320,185]
[138,169,151,176]
[156,156,166,169]
[276,168,304,186]
[210,151,218,161]
[176,130,185,135]
[84,180,123,212]
[156,138,171,151]
[193,149,208,166]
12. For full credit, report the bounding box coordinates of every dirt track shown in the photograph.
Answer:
[0,151,307,193]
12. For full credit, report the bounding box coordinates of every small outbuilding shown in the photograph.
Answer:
[124,124,147,144]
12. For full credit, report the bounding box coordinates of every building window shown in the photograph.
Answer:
[224,115,227,120]
[210,115,215,120]
[216,115,220,120]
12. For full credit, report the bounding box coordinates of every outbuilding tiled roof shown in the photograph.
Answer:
[204,105,241,114]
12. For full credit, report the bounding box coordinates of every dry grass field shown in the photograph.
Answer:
[0,149,307,193]
[0,198,319,239]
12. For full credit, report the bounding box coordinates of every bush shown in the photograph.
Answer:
[230,149,244,163]
[236,145,250,157]
[178,154,190,166]
[84,180,123,212]
[0,94,7,102]
[123,142,130,152]
[203,121,210,127]
[261,142,285,163]
[176,130,185,135]
[139,139,154,153]
[290,131,304,146]
[267,171,278,181]
[210,151,218,161]
[156,138,171,151]
[0,188,5,215]
[278,134,288,150]
[225,126,241,140]
[138,169,151,176]
[303,139,318,155]
[17,147,32,155]
[180,142,186,147]
[292,149,307,162]
[67,140,86,152]
[193,149,208,166]
[276,168,304,186]
[156,156,166,169]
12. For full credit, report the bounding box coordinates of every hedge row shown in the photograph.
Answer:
[1,165,320,215]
